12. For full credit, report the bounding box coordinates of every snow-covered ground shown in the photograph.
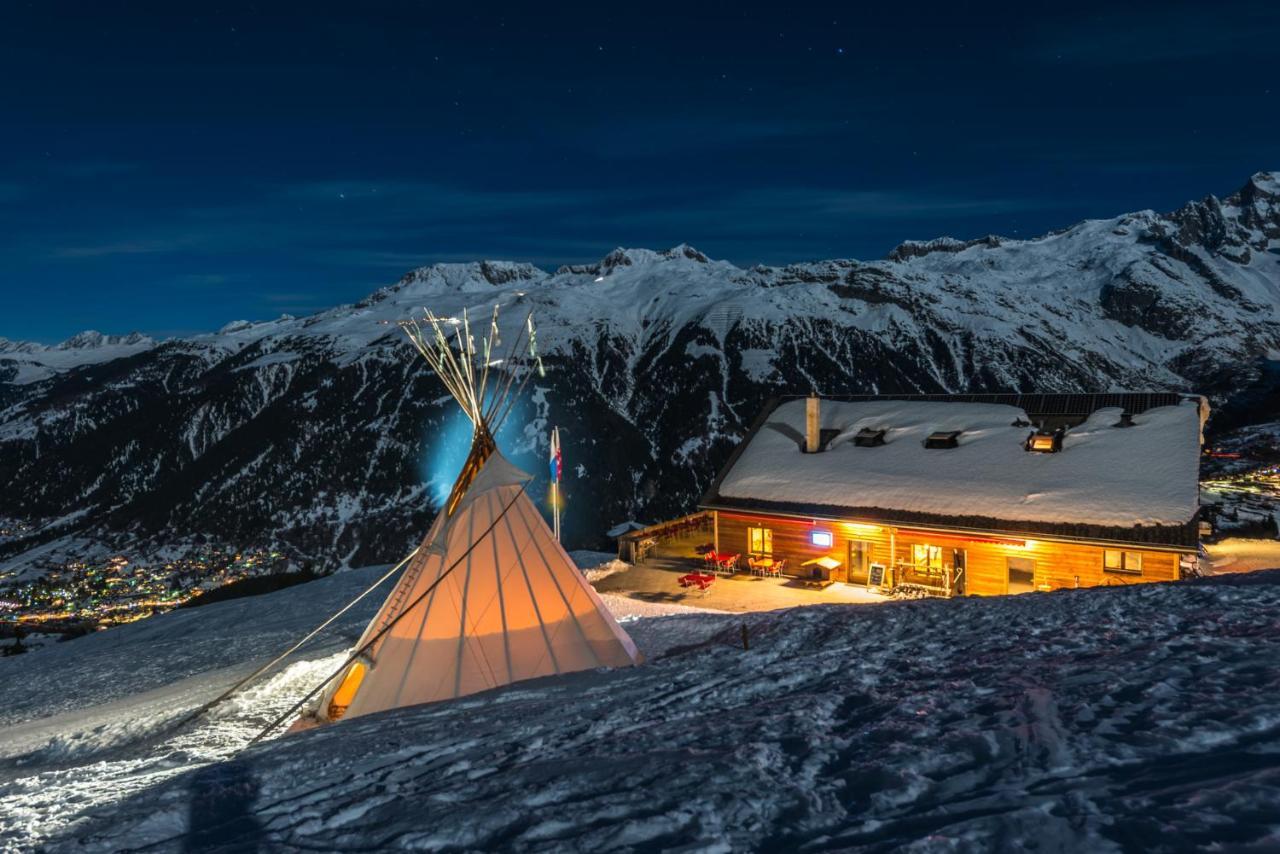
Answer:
[4,560,1280,851]
[0,560,743,851]
[1205,537,1280,575]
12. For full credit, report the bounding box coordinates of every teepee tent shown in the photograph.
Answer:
[309,307,641,724]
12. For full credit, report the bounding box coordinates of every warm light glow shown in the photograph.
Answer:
[841,522,883,534]
[328,662,367,720]
[1029,434,1056,451]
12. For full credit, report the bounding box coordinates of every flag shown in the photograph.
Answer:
[549,426,562,483]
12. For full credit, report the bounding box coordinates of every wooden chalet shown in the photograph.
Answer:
[687,392,1206,597]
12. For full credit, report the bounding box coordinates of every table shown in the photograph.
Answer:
[678,572,716,593]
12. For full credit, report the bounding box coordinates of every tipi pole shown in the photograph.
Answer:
[247,483,530,747]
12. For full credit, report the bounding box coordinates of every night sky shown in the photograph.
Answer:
[2,1,1277,342]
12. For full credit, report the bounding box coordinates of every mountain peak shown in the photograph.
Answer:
[885,234,1005,262]
[55,330,154,350]
[1241,171,1279,200]
[395,260,547,293]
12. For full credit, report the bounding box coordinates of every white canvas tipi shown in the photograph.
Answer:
[310,309,641,723]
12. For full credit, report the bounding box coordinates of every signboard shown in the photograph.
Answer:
[810,529,833,548]
[867,562,886,589]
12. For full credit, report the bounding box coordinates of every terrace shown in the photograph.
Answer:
[610,514,887,611]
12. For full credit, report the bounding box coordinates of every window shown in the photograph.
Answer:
[911,544,942,569]
[1007,557,1035,593]
[748,526,773,555]
[810,529,833,548]
[1103,550,1142,575]
[854,428,886,447]
[1025,429,1063,453]
[924,430,962,449]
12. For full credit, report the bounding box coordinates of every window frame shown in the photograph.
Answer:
[911,543,943,569]
[1007,556,1036,593]
[1103,549,1143,575]
[748,526,773,555]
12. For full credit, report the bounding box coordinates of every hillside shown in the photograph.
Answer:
[2,173,1279,573]
[1,564,1277,851]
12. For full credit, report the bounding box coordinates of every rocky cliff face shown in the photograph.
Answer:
[2,173,1278,571]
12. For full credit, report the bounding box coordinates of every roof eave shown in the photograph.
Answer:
[699,496,1200,551]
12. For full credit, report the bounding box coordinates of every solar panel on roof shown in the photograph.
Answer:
[785,391,1187,426]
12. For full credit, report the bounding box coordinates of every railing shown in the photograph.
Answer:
[616,512,713,563]
[894,561,955,597]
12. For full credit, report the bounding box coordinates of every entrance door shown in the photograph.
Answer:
[952,548,967,596]
[846,540,870,585]
[1007,557,1035,594]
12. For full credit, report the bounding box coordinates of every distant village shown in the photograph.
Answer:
[0,538,293,641]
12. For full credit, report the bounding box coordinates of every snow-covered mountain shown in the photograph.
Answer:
[3,557,1278,850]
[2,173,1279,569]
[0,331,155,385]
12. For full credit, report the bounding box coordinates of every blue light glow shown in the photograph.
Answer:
[418,393,539,509]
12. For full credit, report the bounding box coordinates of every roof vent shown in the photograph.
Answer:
[924,430,962,449]
[853,428,886,447]
[1025,427,1064,453]
[1115,411,1135,428]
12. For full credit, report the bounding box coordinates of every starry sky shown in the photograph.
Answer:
[2,1,1277,342]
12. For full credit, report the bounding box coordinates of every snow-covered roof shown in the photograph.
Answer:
[710,397,1203,535]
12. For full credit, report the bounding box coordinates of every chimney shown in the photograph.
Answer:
[805,394,821,453]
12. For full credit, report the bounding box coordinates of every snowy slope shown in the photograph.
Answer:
[4,567,1280,850]
[1,173,1279,571]
[0,558,741,850]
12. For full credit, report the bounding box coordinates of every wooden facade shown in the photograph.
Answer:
[713,509,1185,596]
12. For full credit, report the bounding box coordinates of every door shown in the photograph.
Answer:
[846,540,870,585]
[1007,557,1035,594]
[952,548,967,596]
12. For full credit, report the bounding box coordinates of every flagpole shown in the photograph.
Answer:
[555,427,561,542]
[550,426,562,543]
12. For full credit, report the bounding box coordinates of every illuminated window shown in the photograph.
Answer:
[810,530,833,548]
[748,526,773,555]
[911,544,942,569]
[1026,431,1063,453]
[1103,550,1142,575]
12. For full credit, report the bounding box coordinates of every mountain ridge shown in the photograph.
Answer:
[2,172,1278,574]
